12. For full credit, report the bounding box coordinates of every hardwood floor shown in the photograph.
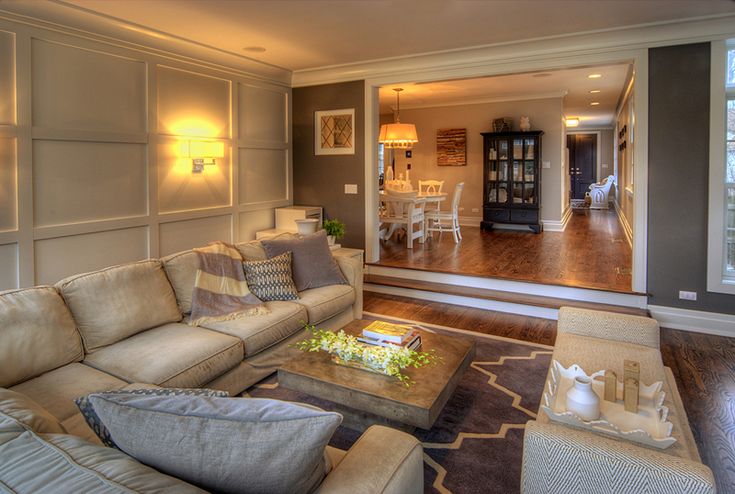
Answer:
[364,291,735,492]
[375,208,633,293]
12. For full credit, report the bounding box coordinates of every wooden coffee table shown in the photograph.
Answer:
[278,319,475,430]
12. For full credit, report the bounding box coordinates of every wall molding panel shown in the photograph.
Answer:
[0,16,292,289]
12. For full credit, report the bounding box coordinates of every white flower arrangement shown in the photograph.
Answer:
[296,325,440,386]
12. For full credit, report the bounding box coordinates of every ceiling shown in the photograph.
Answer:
[379,64,632,128]
[59,0,735,72]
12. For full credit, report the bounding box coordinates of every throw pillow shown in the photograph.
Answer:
[0,388,66,434]
[189,241,269,326]
[243,251,299,301]
[86,393,342,494]
[261,230,347,291]
[75,387,229,448]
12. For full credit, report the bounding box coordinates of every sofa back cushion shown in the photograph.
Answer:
[0,287,83,387]
[162,250,199,314]
[57,260,181,352]
[0,388,66,434]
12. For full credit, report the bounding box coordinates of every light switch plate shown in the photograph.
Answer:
[344,184,358,194]
[542,161,551,169]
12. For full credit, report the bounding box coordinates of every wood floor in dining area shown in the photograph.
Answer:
[364,291,735,493]
[376,208,633,293]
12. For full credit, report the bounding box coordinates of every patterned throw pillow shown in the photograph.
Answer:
[75,388,229,448]
[243,251,299,301]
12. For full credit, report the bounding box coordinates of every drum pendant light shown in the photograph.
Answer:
[379,88,418,149]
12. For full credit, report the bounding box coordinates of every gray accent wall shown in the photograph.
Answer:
[293,81,366,249]
[648,42,735,314]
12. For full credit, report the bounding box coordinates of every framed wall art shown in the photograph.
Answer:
[315,108,355,155]
[437,128,467,166]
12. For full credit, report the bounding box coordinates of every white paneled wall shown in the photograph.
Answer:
[0,17,291,288]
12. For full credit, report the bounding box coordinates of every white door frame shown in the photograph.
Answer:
[363,49,649,294]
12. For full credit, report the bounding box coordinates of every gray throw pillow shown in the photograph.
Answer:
[243,251,299,301]
[75,387,229,448]
[261,230,347,291]
[86,393,342,494]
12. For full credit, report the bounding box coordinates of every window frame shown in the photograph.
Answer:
[707,40,735,294]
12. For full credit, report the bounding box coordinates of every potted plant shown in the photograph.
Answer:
[322,218,346,246]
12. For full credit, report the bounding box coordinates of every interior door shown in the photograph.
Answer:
[568,134,597,200]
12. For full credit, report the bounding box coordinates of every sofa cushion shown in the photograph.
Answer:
[0,287,84,387]
[297,284,356,324]
[0,424,205,493]
[162,249,199,314]
[235,238,269,260]
[261,230,347,291]
[199,301,307,357]
[0,388,66,434]
[76,388,229,448]
[243,251,299,301]
[10,363,128,422]
[57,260,182,352]
[83,323,243,388]
[87,393,341,494]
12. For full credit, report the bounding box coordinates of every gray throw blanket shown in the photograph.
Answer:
[189,241,269,326]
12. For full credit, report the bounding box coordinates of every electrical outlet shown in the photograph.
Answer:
[344,184,358,194]
[679,290,697,301]
[602,163,609,169]
[542,161,551,169]
[471,208,479,213]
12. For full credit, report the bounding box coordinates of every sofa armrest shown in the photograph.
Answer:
[334,254,363,319]
[317,425,423,494]
[522,420,715,494]
[557,307,660,349]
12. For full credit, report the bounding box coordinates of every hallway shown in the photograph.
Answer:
[374,209,633,293]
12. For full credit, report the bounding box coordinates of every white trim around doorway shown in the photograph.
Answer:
[363,47,650,294]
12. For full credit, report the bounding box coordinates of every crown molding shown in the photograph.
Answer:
[292,13,735,87]
[392,90,567,112]
[0,0,292,85]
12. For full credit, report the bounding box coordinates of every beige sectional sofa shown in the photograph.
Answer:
[521,307,715,494]
[0,238,424,493]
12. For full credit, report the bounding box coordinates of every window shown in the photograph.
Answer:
[708,40,735,294]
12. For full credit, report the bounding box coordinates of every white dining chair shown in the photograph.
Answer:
[419,180,444,212]
[425,182,464,243]
[379,189,426,249]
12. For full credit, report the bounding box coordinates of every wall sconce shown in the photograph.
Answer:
[181,140,225,173]
[565,118,580,128]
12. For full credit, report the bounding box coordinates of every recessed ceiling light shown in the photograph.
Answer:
[588,73,602,79]
[589,89,601,94]
[590,101,600,106]
[565,118,580,127]
[242,46,266,53]
[532,73,552,78]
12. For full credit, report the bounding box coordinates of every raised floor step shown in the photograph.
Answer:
[364,274,649,317]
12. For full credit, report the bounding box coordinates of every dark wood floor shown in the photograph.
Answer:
[375,209,633,293]
[364,291,735,493]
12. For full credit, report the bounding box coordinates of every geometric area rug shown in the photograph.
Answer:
[245,312,553,494]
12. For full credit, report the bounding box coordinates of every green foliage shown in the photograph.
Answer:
[295,324,440,386]
[322,218,346,239]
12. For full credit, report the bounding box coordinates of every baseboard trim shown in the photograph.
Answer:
[614,201,633,248]
[648,304,735,337]
[365,283,559,320]
[542,206,573,232]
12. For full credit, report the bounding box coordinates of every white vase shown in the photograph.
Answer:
[327,235,336,246]
[565,376,600,421]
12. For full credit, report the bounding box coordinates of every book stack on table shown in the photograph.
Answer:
[357,321,422,350]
